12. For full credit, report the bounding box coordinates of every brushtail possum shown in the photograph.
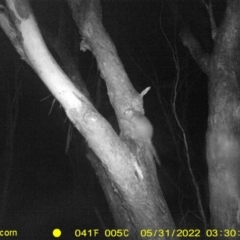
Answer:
[123,109,161,166]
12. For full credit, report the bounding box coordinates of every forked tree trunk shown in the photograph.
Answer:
[180,0,240,232]
[0,0,176,239]
[207,1,240,229]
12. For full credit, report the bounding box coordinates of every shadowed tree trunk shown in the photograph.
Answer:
[0,66,21,225]
[180,0,240,231]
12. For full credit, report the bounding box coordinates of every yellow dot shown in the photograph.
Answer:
[52,228,61,238]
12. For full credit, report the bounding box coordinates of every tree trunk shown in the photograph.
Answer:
[179,0,240,232]
[0,0,176,238]
[207,1,240,229]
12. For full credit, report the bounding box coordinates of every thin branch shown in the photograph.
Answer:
[172,53,207,230]
[201,0,217,40]
[160,1,208,230]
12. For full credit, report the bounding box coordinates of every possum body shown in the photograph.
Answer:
[124,109,161,165]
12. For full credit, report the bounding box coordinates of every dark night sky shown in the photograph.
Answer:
[0,0,226,238]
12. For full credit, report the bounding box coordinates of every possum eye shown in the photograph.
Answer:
[124,109,134,118]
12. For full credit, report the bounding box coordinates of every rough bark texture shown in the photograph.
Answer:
[67,0,176,238]
[179,0,240,232]
[1,0,177,239]
[207,0,240,229]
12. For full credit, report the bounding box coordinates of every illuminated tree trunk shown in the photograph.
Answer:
[0,0,176,238]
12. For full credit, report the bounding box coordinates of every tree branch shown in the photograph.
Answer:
[180,28,210,75]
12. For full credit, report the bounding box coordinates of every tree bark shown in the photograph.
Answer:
[207,0,240,230]
[180,0,240,231]
[1,0,176,238]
